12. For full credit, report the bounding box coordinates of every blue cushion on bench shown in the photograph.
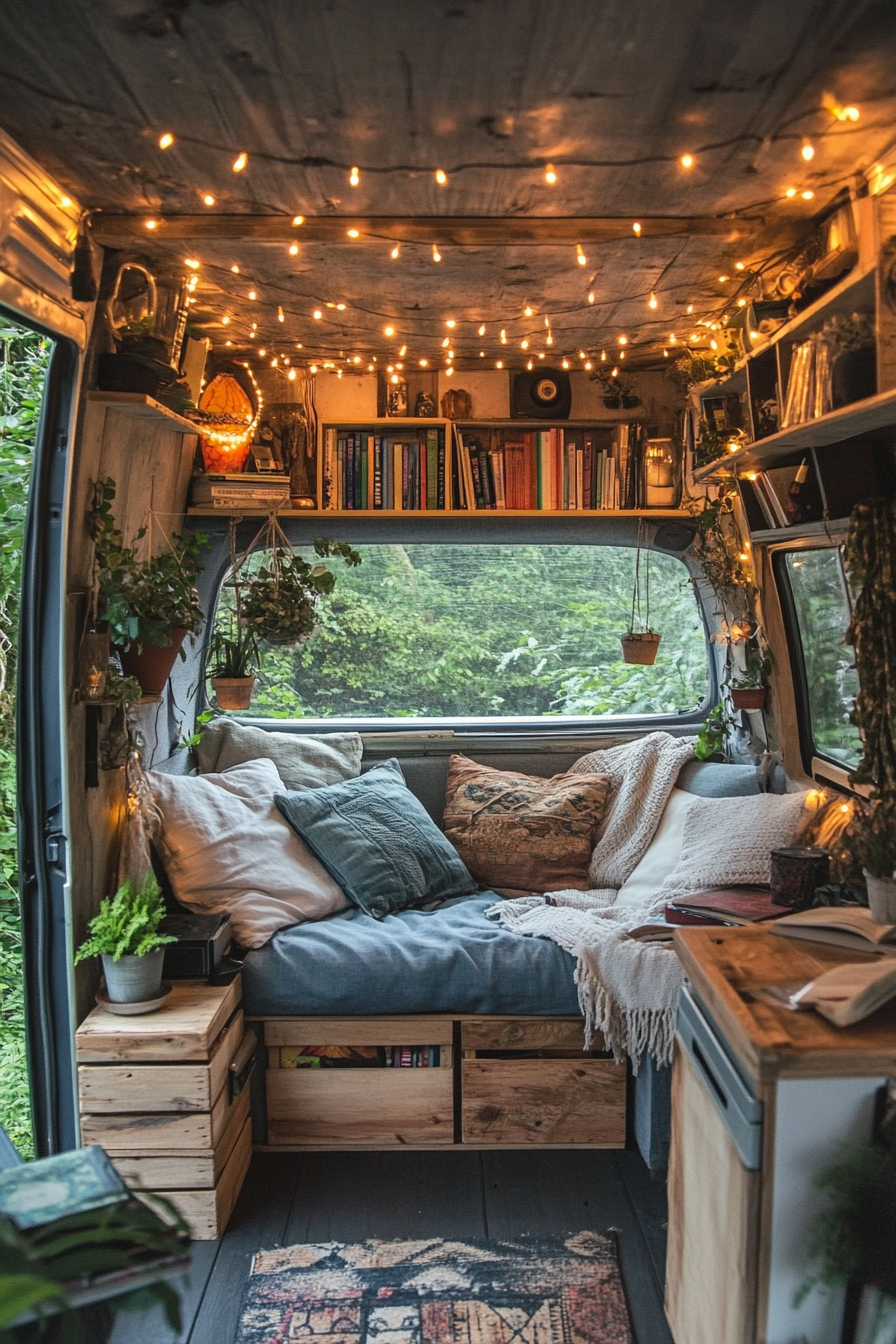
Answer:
[241,892,580,1017]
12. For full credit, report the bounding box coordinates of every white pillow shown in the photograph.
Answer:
[194,718,362,790]
[614,788,692,908]
[150,759,349,949]
[653,790,809,904]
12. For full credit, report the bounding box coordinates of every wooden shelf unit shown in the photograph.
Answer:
[87,391,199,434]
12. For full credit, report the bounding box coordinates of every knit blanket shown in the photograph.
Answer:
[488,731,696,1070]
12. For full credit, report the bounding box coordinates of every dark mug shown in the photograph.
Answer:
[770,847,830,910]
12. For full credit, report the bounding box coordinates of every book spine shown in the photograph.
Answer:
[359,434,368,510]
[367,433,375,510]
[562,435,570,511]
[469,446,484,508]
[576,445,584,512]
[345,434,355,509]
[402,444,409,510]
[491,448,506,509]
[583,436,593,511]
[427,430,439,510]
[336,437,345,510]
[437,430,446,509]
[477,445,493,507]
[323,428,336,510]
[373,436,383,509]
[393,442,402,510]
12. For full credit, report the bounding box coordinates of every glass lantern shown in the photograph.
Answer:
[645,438,677,506]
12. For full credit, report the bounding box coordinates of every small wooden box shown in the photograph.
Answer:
[460,1016,626,1147]
[77,978,253,1239]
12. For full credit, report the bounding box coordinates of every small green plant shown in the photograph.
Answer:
[176,709,214,752]
[589,367,636,400]
[75,875,175,963]
[239,538,362,645]
[729,649,772,691]
[207,620,260,679]
[797,1139,893,1305]
[670,346,737,391]
[694,698,735,761]
[88,478,209,652]
[841,801,896,881]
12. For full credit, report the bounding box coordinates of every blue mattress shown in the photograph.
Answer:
[241,893,580,1017]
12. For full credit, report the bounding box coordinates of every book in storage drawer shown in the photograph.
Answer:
[461,1058,626,1146]
[266,1068,454,1145]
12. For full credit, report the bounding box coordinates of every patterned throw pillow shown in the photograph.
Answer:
[442,754,612,894]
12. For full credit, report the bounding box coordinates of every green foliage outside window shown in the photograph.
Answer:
[0,323,52,1159]
[217,543,709,720]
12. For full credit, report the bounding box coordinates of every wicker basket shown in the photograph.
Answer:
[620,632,661,665]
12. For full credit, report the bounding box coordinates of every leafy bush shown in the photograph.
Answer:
[75,876,176,963]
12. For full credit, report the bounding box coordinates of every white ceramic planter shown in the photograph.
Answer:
[102,948,165,1003]
[864,870,896,924]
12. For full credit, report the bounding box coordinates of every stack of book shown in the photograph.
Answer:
[323,427,448,510]
[191,472,291,510]
[279,1044,442,1068]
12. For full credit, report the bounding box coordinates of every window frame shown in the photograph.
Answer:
[202,516,718,736]
[772,533,859,783]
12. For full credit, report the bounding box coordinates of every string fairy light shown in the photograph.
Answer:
[544,164,557,184]
[587,292,595,304]
[232,152,248,172]
[384,325,395,336]
[202,193,216,206]
[680,153,694,168]
[576,244,587,266]
[390,244,400,259]
[524,305,534,317]
[399,345,407,356]
[632,222,642,235]
[292,216,304,226]
[801,140,815,162]
[347,228,360,238]
[349,166,360,186]
[289,243,299,255]
[435,169,448,184]
[446,319,456,328]
[277,306,285,322]
[158,132,174,149]
[432,244,442,262]
[648,291,658,308]
[478,324,486,335]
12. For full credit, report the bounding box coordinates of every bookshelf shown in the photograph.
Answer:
[314,415,685,517]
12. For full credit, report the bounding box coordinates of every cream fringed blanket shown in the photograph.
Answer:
[488,731,696,1071]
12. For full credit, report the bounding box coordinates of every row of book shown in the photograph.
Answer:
[280,1045,442,1069]
[322,423,664,511]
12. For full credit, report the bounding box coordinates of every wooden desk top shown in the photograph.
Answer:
[674,925,896,1085]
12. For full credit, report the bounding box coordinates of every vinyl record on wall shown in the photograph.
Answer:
[511,368,572,419]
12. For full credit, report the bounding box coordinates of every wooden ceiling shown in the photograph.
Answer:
[1,0,896,374]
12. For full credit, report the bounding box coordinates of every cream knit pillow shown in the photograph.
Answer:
[653,790,809,905]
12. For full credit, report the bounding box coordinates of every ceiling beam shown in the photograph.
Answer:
[91,214,757,245]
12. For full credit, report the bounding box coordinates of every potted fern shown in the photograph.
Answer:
[207,620,260,711]
[729,649,772,711]
[75,874,176,1009]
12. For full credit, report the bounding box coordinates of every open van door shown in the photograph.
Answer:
[0,129,88,1154]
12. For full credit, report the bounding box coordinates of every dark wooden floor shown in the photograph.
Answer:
[110,1149,673,1344]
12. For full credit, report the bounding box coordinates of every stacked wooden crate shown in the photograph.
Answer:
[76,978,253,1239]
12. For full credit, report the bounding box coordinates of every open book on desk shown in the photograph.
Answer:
[772,905,896,956]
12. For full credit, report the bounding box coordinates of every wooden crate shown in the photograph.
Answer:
[159,1116,253,1240]
[266,1067,454,1145]
[109,1085,251,1191]
[460,1016,625,1147]
[75,980,242,1062]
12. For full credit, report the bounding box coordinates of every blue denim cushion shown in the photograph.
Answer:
[275,758,474,919]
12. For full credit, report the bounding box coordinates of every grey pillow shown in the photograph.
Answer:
[675,759,762,798]
[195,718,362,790]
[275,758,475,919]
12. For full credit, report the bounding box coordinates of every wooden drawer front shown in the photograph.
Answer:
[81,1063,241,1152]
[264,1016,454,1048]
[160,1116,253,1240]
[461,1017,588,1053]
[76,979,242,1062]
[266,1068,454,1145]
[461,1058,626,1146]
[109,1085,250,1191]
[78,1011,244,1114]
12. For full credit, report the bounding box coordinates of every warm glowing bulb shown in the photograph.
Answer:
[611,366,618,376]
[735,261,745,271]
[271,358,278,367]
[221,315,230,325]
[441,336,450,348]
[669,333,677,344]
[737,298,747,308]
[385,325,395,336]
[633,222,642,235]
[524,305,533,317]
[60,195,72,207]
[546,332,553,345]
[601,350,607,361]
[203,193,215,206]
[230,264,240,274]
[349,166,360,186]
[619,349,625,359]
[802,189,815,200]
[248,289,257,300]
[521,339,529,349]
[785,187,797,198]
[446,350,454,359]
[446,319,456,328]
[576,244,587,266]
[710,338,718,350]
[749,330,760,339]
[293,216,304,226]
[618,335,627,345]
[801,140,815,161]
[184,257,199,269]
[390,373,399,384]
[288,368,297,380]
[258,347,266,356]
[686,303,694,313]
[446,365,454,376]
[478,324,486,335]
[496,360,503,368]
[680,153,694,169]
[526,359,533,370]
[544,163,557,184]
[313,309,322,319]
[584,361,592,370]
[718,274,729,283]
[648,291,657,309]
[587,291,595,304]
[842,106,860,121]
[289,243,299,255]
[145,218,157,230]
[399,345,407,357]
[390,245,400,259]
[232,152,248,172]
[432,244,441,262]
[310,364,318,373]
[500,330,507,343]
[158,132,174,149]
[336,303,346,310]
[419,358,428,367]
[435,168,448,185]
[278,306,285,322]
[347,228,360,238]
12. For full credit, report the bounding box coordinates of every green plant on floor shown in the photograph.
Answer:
[74,875,175,964]
[87,478,209,652]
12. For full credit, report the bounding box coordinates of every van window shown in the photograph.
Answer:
[782,548,862,769]
[215,543,709,721]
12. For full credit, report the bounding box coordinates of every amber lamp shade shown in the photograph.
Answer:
[198,373,255,473]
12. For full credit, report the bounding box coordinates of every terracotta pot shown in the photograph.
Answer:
[119,627,187,696]
[621,632,661,665]
[731,687,767,711]
[212,676,255,711]
[864,870,896,924]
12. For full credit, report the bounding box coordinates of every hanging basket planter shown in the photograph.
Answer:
[621,632,662,665]
[212,676,256,711]
[731,686,767,711]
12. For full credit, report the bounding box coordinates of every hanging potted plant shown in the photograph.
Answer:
[88,478,209,695]
[75,873,176,1010]
[207,620,260,711]
[590,367,639,409]
[729,649,772,711]
[621,523,661,664]
[237,517,361,646]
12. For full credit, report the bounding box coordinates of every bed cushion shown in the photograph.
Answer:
[275,759,475,919]
[675,759,762,797]
[241,892,581,1017]
[614,788,692,907]
[149,759,349,949]
[442,754,611,894]
[195,718,362,790]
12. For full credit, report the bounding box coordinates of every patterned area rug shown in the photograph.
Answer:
[236,1232,633,1344]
